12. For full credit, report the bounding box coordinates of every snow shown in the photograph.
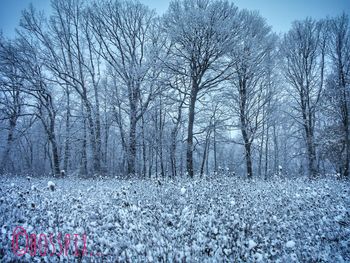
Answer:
[0,176,349,262]
[254,252,263,261]
[47,181,55,191]
[180,187,186,195]
[286,240,296,248]
[248,240,257,250]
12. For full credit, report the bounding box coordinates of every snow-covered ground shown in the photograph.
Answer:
[0,176,349,262]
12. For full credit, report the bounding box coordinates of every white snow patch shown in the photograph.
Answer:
[223,248,231,255]
[334,214,343,222]
[135,243,144,253]
[254,252,263,261]
[180,187,186,195]
[286,240,296,248]
[47,181,55,191]
[248,240,257,250]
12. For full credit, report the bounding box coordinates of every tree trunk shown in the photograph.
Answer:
[63,88,70,174]
[148,143,153,178]
[103,85,109,170]
[339,55,349,177]
[141,115,147,177]
[80,107,88,177]
[50,136,61,177]
[206,139,210,176]
[170,128,177,178]
[306,134,317,178]
[273,122,279,174]
[158,96,165,177]
[170,98,183,178]
[0,116,17,174]
[103,122,109,171]
[213,115,217,174]
[302,100,318,178]
[264,124,270,179]
[344,115,349,177]
[84,100,100,175]
[258,115,265,178]
[239,79,253,178]
[243,139,253,179]
[186,88,198,177]
[200,131,210,177]
[93,83,103,173]
[127,102,137,176]
[48,117,60,177]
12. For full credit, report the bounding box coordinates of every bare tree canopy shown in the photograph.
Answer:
[0,1,348,180]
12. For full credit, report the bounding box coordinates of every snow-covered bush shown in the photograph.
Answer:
[47,181,55,191]
[0,176,349,262]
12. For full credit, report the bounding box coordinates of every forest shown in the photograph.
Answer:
[0,0,350,261]
[0,0,349,179]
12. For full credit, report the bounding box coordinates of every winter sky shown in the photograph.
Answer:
[0,0,349,37]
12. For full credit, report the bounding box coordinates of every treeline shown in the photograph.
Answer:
[0,0,349,178]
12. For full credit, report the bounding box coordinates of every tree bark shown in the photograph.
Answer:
[258,113,265,178]
[63,87,70,174]
[141,114,147,177]
[84,100,101,174]
[0,116,17,174]
[200,131,210,177]
[127,98,137,176]
[170,128,177,177]
[93,85,103,173]
[186,88,198,178]
[80,109,88,177]
[264,124,270,179]
[48,116,60,177]
[239,78,253,178]
[213,114,217,174]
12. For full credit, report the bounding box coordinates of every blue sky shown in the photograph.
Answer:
[0,0,349,37]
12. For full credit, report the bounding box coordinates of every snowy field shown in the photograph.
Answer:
[0,176,349,262]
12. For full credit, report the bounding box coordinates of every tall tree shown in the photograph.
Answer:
[15,38,61,177]
[89,0,162,176]
[229,10,276,178]
[0,38,24,173]
[19,1,103,175]
[163,0,239,177]
[327,14,350,177]
[281,18,326,178]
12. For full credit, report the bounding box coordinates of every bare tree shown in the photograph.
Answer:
[326,14,350,177]
[229,10,276,178]
[1,0,348,180]
[88,0,162,176]
[0,38,24,173]
[166,76,188,178]
[281,18,326,178]
[163,0,239,177]
[19,1,104,175]
[14,38,61,176]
